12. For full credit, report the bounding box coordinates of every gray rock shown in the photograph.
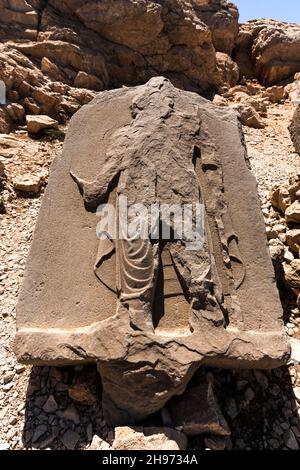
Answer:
[60,405,80,424]
[284,430,299,450]
[32,424,48,443]
[43,395,58,414]
[61,430,80,450]
[253,370,269,389]
[225,397,239,420]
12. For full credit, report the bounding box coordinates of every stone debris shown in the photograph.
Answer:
[26,115,59,135]
[88,435,111,451]
[169,378,230,437]
[12,173,44,194]
[269,177,300,312]
[68,367,100,406]
[289,103,300,155]
[112,427,188,451]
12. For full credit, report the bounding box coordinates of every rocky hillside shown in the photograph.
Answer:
[1,1,300,134]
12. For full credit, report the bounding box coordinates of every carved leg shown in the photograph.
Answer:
[116,236,159,332]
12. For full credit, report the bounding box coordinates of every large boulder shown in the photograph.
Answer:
[236,20,300,85]
[193,0,239,55]
[15,78,289,426]
[289,104,300,155]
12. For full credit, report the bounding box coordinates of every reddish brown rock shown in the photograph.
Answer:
[68,366,101,405]
[232,103,265,129]
[236,20,300,86]
[289,104,300,155]
[0,108,12,134]
[194,0,239,55]
[26,115,58,134]
[216,52,239,89]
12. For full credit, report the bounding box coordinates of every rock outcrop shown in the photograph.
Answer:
[289,104,300,155]
[0,0,242,133]
[236,20,300,86]
[15,78,289,425]
[193,0,239,55]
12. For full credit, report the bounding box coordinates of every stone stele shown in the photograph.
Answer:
[15,77,290,425]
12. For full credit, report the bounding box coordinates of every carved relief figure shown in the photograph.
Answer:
[71,78,243,333]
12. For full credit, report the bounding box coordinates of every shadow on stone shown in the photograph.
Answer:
[22,365,110,450]
[21,362,300,450]
[189,366,300,450]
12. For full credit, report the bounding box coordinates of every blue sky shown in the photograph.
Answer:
[234,0,300,24]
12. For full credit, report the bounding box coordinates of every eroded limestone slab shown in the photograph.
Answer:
[15,78,290,424]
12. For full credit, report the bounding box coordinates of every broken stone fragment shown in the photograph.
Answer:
[270,186,291,213]
[88,435,111,450]
[6,103,25,123]
[289,104,300,155]
[169,379,230,437]
[61,429,80,450]
[286,229,300,253]
[26,115,59,134]
[42,395,58,414]
[74,71,104,92]
[285,201,300,224]
[68,366,100,405]
[112,427,188,451]
[13,173,44,194]
[0,160,5,177]
[262,86,287,104]
[232,103,265,128]
[283,260,300,289]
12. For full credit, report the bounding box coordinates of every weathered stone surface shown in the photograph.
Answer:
[0,0,228,115]
[68,366,100,405]
[232,103,265,129]
[12,173,43,194]
[169,378,230,436]
[285,201,300,224]
[26,115,58,134]
[112,427,187,451]
[262,86,287,104]
[284,260,300,289]
[289,105,300,155]
[216,52,239,89]
[15,78,289,425]
[88,435,111,450]
[236,20,300,86]
[286,229,300,253]
[0,108,12,134]
[193,0,239,55]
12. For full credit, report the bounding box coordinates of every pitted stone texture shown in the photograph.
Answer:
[236,20,300,86]
[289,104,300,155]
[15,78,289,425]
